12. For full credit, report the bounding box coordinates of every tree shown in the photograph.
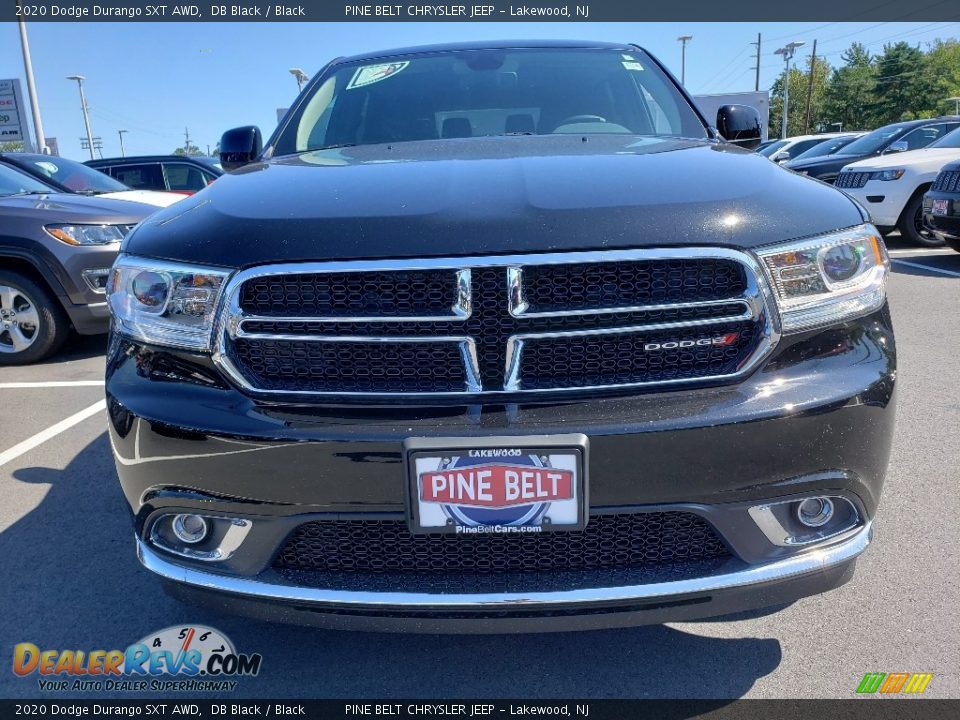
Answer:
[872,41,926,125]
[172,142,203,156]
[823,43,878,131]
[0,141,26,152]
[919,39,960,116]
[769,55,831,138]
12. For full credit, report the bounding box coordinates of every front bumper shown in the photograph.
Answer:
[106,307,896,631]
[845,182,911,228]
[922,191,960,240]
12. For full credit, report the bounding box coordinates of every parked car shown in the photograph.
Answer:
[0,163,157,364]
[86,155,223,195]
[923,159,960,253]
[758,132,849,164]
[786,133,864,163]
[0,153,182,208]
[835,126,960,246]
[107,40,895,632]
[787,117,960,184]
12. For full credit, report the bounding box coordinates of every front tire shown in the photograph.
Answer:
[0,271,70,365]
[898,193,945,247]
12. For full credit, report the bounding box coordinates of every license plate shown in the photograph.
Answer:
[932,199,950,216]
[404,434,588,535]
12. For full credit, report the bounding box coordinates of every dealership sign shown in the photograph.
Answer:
[0,79,27,143]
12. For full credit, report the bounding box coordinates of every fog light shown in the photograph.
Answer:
[796,497,834,528]
[171,514,208,544]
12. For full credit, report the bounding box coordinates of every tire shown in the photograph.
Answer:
[897,192,945,247]
[945,236,960,254]
[0,271,70,365]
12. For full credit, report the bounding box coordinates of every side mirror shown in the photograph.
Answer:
[772,151,791,163]
[716,104,763,149]
[884,139,908,154]
[219,126,263,171]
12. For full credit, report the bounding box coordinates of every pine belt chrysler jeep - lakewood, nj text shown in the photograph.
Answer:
[105,41,896,632]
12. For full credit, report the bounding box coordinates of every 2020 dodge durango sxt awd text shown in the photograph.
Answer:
[105,41,896,632]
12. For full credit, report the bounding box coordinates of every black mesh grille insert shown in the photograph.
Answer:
[518,321,758,390]
[835,172,870,189]
[231,339,466,393]
[932,169,960,193]
[228,257,763,395]
[522,258,746,312]
[272,513,730,575]
[240,270,457,317]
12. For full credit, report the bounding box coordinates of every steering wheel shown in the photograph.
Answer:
[555,114,609,127]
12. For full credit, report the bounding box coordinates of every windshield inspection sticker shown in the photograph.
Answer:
[622,61,645,71]
[346,61,410,90]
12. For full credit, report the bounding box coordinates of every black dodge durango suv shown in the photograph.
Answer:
[105,41,896,632]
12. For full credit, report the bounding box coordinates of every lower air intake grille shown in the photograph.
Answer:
[272,512,731,575]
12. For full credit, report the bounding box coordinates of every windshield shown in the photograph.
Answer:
[0,163,57,196]
[758,140,788,157]
[276,48,707,154]
[16,155,128,193]
[791,135,857,161]
[930,127,960,149]
[842,125,909,156]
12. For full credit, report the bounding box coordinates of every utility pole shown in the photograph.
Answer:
[804,39,818,134]
[677,35,693,85]
[66,75,95,160]
[17,7,48,153]
[752,33,762,92]
[118,129,128,157]
[184,127,191,151]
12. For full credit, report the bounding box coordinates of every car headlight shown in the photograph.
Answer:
[870,169,905,181]
[45,224,126,246]
[107,256,230,350]
[757,224,889,333]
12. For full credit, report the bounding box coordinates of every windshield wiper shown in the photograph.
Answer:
[308,143,357,151]
[6,190,52,197]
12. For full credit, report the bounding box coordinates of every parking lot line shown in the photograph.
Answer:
[891,259,960,278]
[0,399,106,469]
[0,381,105,389]
[887,248,955,256]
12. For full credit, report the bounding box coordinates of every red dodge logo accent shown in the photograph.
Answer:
[420,464,574,508]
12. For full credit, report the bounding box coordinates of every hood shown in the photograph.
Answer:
[841,147,960,173]
[0,192,159,224]
[125,135,865,267]
[97,189,184,208]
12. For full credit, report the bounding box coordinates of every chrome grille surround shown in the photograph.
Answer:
[213,248,781,398]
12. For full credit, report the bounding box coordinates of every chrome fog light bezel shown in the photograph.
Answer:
[150,514,252,562]
[748,495,859,547]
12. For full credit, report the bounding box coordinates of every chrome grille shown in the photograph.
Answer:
[215,250,777,398]
[835,171,870,189]
[932,169,960,193]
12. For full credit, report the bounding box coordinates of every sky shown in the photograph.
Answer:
[2,20,957,160]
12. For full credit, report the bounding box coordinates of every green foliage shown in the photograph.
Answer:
[0,141,26,152]
[769,37,960,138]
[172,143,203,157]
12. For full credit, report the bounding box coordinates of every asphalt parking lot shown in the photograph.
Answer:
[0,238,957,700]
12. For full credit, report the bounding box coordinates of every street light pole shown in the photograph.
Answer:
[774,41,805,139]
[118,129,128,157]
[16,10,48,153]
[948,97,960,115]
[289,68,308,93]
[677,35,693,86]
[66,75,96,160]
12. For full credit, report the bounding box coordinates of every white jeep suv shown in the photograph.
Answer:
[836,127,960,246]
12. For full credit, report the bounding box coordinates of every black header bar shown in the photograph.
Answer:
[5,0,960,22]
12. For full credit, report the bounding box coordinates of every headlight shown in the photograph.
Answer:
[870,169,905,181]
[45,224,126,246]
[757,224,889,333]
[107,256,230,350]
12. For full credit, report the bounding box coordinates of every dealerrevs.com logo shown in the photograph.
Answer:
[13,625,262,692]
